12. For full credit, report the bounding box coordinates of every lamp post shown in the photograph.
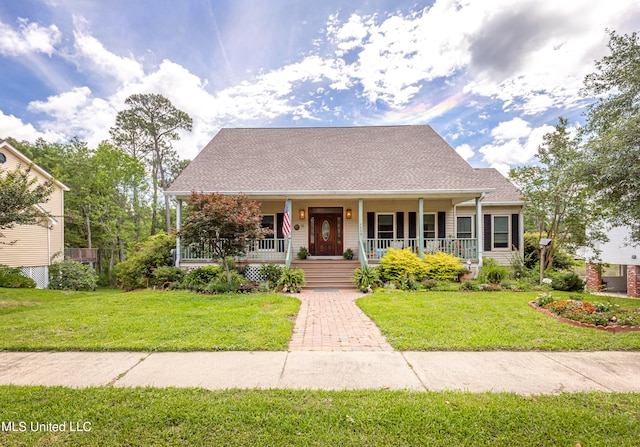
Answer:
[539,238,552,285]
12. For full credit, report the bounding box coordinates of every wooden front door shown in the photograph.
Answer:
[309,208,343,256]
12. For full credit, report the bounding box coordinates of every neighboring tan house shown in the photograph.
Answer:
[0,141,69,288]
[585,226,640,298]
[165,125,523,287]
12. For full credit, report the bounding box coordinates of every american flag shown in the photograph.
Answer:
[282,201,291,236]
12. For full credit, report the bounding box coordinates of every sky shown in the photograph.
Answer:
[0,0,638,175]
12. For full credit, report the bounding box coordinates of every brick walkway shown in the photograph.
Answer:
[288,290,393,351]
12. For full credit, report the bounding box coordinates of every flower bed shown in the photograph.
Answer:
[530,294,640,333]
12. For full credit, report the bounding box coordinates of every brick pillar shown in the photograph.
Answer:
[586,262,603,291]
[627,265,640,298]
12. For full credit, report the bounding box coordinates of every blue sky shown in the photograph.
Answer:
[0,0,638,174]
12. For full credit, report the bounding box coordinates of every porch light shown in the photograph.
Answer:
[345,209,352,219]
[299,209,305,220]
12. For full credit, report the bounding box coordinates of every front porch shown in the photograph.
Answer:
[176,195,486,269]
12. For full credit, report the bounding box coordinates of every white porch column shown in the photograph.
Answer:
[175,198,182,267]
[475,196,483,267]
[418,198,424,258]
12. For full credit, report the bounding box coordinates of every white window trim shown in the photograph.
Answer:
[423,213,437,239]
[376,213,395,240]
[493,215,510,250]
[456,215,474,239]
[261,214,276,239]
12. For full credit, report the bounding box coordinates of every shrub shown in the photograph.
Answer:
[114,233,176,290]
[536,292,555,307]
[422,251,465,282]
[478,258,511,284]
[259,263,284,290]
[459,281,478,291]
[151,266,185,288]
[183,265,224,292]
[380,248,429,282]
[399,273,421,291]
[279,267,306,292]
[0,265,36,288]
[352,265,381,292]
[421,278,438,290]
[549,271,585,292]
[48,259,98,291]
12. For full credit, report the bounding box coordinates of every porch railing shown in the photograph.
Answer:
[181,238,287,262]
[365,238,477,261]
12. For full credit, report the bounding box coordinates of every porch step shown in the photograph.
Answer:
[291,260,360,289]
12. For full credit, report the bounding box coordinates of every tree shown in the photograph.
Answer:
[179,193,268,285]
[111,94,192,235]
[510,117,602,270]
[581,30,640,241]
[0,165,53,241]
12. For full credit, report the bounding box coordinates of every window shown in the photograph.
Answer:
[377,214,394,239]
[423,214,436,239]
[493,216,509,249]
[457,216,472,239]
[260,215,275,250]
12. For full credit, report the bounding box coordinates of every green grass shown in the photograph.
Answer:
[357,291,640,351]
[0,386,638,446]
[0,288,299,351]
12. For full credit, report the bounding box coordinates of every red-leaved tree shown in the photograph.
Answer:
[179,192,269,285]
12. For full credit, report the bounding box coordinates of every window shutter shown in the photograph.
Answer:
[396,212,404,238]
[367,212,375,239]
[277,213,284,239]
[483,214,492,252]
[408,212,416,238]
[438,212,446,239]
[511,214,520,250]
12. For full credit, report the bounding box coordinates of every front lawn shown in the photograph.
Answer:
[357,291,640,351]
[0,288,299,351]
[1,386,639,446]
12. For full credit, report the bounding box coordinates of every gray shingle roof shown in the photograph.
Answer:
[167,126,494,195]
[473,168,522,203]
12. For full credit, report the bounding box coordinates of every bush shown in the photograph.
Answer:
[151,266,185,288]
[279,267,306,292]
[459,281,478,291]
[259,263,284,290]
[422,251,465,282]
[183,265,224,292]
[0,265,36,288]
[535,292,555,307]
[421,278,438,290]
[49,259,98,291]
[352,265,381,292]
[478,258,511,284]
[523,232,575,270]
[549,271,585,292]
[399,273,421,291]
[114,233,176,291]
[380,248,429,282]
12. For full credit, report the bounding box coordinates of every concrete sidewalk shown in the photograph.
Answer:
[1,351,639,394]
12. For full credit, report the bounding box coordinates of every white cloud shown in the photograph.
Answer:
[0,18,61,56]
[73,28,144,84]
[455,143,474,161]
[0,110,64,142]
[479,119,554,172]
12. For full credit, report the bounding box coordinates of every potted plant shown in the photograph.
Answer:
[342,248,354,260]
[297,246,309,260]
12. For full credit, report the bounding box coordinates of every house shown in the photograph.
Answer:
[585,226,640,298]
[165,125,523,286]
[0,141,69,288]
